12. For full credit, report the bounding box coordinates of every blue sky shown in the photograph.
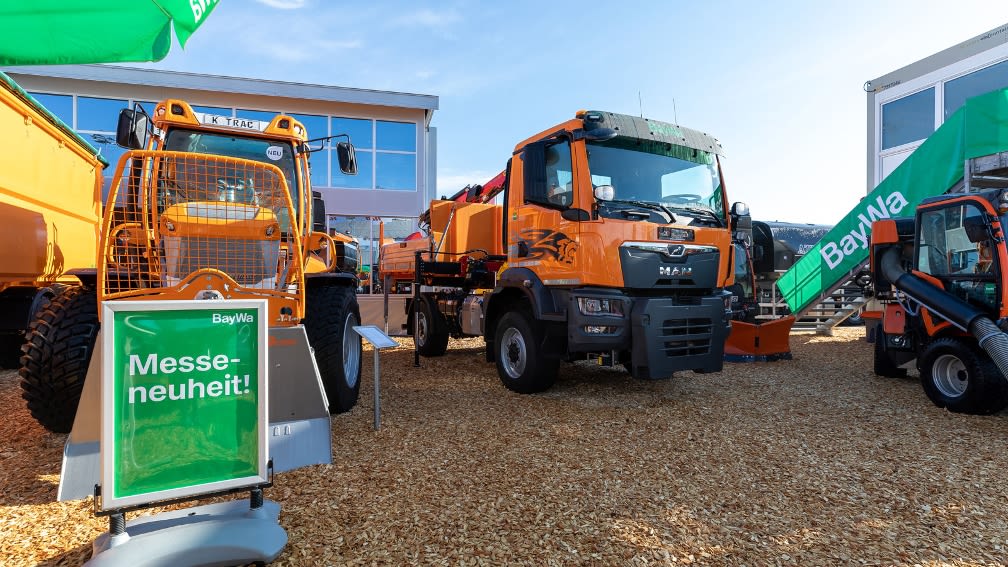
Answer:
[147,0,1008,224]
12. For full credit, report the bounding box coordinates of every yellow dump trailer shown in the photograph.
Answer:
[0,72,104,366]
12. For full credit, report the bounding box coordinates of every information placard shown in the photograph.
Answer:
[100,299,268,510]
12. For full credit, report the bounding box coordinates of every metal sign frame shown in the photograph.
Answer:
[100,299,269,510]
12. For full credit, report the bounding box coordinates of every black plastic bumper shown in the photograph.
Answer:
[627,294,731,379]
[566,290,731,379]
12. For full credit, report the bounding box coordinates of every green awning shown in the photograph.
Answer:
[0,1,219,65]
[777,87,1008,314]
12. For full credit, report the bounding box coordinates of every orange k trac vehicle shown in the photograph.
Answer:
[19,99,363,432]
[382,110,749,392]
[867,188,1008,414]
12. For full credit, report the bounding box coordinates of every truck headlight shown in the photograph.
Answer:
[577,297,624,317]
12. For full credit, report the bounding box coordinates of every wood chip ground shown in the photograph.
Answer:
[3,327,1008,566]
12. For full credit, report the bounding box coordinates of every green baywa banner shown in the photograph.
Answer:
[102,300,267,509]
[778,88,1008,314]
[0,1,219,65]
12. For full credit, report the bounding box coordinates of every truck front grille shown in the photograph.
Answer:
[660,317,713,356]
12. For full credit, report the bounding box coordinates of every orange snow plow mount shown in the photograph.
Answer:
[724,316,796,362]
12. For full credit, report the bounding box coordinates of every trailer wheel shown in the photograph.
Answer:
[304,285,362,414]
[919,338,1008,414]
[18,286,99,433]
[494,308,558,393]
[872,324,907,378]
[415,296,449,357]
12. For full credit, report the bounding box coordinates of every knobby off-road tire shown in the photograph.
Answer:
[415,295,449,357]
[19,286,99,433]
[495,308,559,394]
[304,285,362,414]
[873,324,907,378]
[918,337,1008,414]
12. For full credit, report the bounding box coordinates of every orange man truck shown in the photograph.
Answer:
[382,110,749,392]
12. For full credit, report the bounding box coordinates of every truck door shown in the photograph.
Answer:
[509,137,582,284]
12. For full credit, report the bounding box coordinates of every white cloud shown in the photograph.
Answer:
[391,9,460,29]
[437,170,500,198]
[254,0,306,9]
[315,39,363,51]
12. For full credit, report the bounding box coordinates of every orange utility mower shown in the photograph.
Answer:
[382,110,749,393]
[865,189,1008,414]
[20,100,364,433]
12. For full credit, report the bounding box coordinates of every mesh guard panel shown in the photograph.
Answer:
[100,151,305,319]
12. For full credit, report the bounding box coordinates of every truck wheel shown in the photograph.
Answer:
[873,324,907,378]
[919,338,1008,414]
[494,308,558,393]
[304,285,362,414]
[18,286,99,433]
[415,296,449,357]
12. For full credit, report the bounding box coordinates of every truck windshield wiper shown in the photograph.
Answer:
[667,203,723,227]
[605,199,676,223]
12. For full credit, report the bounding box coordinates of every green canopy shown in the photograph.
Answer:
[777,87,1008,314]
[0,1,219,65]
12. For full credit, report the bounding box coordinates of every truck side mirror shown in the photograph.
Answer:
[116,107,148,149]
[336,141,358,175]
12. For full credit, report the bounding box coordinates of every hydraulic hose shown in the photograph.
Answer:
[879,246,1008,381]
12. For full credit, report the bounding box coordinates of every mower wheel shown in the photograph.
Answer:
[305,285,362,414]
[919,337,1008,414]
[19,286,99,433]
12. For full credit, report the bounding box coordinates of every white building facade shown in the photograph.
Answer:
[866,24,1008,189]
[2,64,438,285]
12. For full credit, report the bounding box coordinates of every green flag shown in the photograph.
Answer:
[0,1,219,65]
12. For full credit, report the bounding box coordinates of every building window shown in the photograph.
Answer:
[28,92,72,125]
[236,108,278,122]
[77,96,128,131]
[328,215,419,294]
[329,117,417,191]
[375,120,417,191]
[376,152,416,190]
[290,113,329,188]
[881,87,935,150]
[191,104,232,116]
[944,59,1008,118]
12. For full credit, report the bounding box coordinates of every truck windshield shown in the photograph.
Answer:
[587,139,725,225]
[164,129,300,231]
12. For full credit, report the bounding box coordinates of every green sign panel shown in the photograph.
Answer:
[101,299,268,510]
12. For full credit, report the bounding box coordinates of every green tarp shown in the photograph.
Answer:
[778,87,1008,314]
[0,1,219,65]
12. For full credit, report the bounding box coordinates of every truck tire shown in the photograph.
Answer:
[304,285,362,414]
[415,296,449,357]
[18,286,99,433]
[494,308,558,393]
[918,337,1008,414]
[873,324,907,378]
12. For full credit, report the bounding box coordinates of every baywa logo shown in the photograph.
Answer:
[212,312,254,325]
[820,191,909,270]
[520,229,578,263]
